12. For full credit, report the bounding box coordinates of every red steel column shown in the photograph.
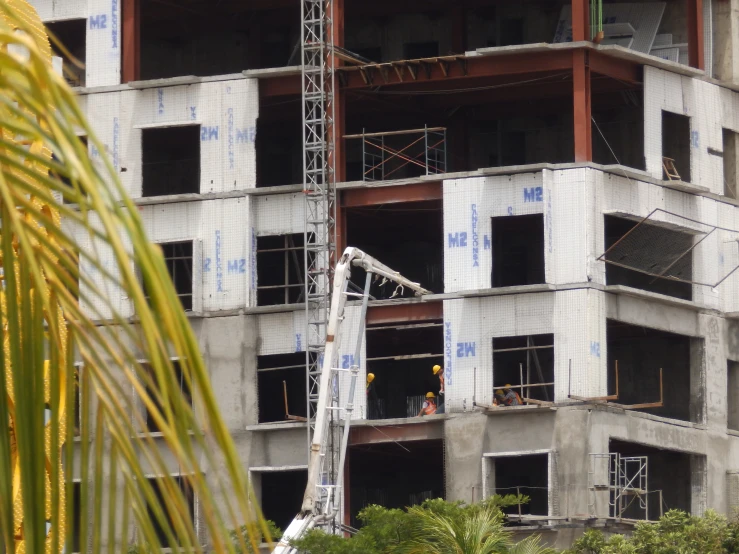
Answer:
[122,0,140,82]
[332,0,346,183]
[687,0,705,70]
[573,50,592,162]
[571,0,590,42]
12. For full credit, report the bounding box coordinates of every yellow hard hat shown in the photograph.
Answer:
[432,365,442,375]
[495,389,505,395]
[367,373,375,384]
[426,392,436,399]
[504,384,512,389]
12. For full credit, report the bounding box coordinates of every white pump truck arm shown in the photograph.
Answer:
[272,247,432,554]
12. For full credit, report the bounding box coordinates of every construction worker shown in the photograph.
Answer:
[366,373,382,419]
[502,384,522,406]
[433,364,445,414]
[418,392,437,417]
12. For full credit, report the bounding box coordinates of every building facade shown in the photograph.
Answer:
[33,0,739,548]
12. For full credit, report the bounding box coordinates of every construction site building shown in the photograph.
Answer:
[33,0,739,549]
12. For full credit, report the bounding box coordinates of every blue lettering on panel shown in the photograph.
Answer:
[691,130,700,148]
[89,14,107,29]
[236,127,257,144]
[190,107,197,120]
[215,230,223,293]
[342,355,359,369]
[157,89,164,115]
[457,342,476,358]
[112,117,119,171]
[295,334,302,352]
[444,322,453,386]
[448,232,468,248]
[203,258,211,273]
[250,228,257,291]
[484,235,491,250]
[227,108,235,170]
[590,341,601,358]
[111,0,118,48]
[471,204,479,267]
[201,126,219,141]
[524,187,543,203]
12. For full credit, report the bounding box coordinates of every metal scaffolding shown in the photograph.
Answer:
[588,453,649,520]
[301,0,338,519]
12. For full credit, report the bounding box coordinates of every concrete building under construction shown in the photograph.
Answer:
[34,0,739,548]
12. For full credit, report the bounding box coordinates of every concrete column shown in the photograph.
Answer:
[444,413,487,504]
[713,0,739,83]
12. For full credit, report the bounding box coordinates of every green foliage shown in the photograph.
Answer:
[564,510,739,554]
[229,520,282,553]
[290,497,552,554]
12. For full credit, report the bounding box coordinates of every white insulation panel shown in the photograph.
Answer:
[33,0,88,22]
[254,193,305,236]
[257,311,307,356]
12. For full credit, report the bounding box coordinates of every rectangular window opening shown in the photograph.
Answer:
[729,361,739,432]
[256,234,308,306]
[144,241,194,311]
[349,439,444,527]
[46,19,86,87]
[723,128,738,199]
[69,481,82,553]
[486,453,549,519]
[403,41,439,59]
[257,353,306,424]
[144,360,192,433]
[491,214,545,288]
[604,215,693,301]
[255,470,308,531]
[608,440,699,519]
[607,320,702,423]
[365,321,443,420]
[493,334,554,403]
[662,111,691,182]
[142,126,200,197]
[146,475,194,548]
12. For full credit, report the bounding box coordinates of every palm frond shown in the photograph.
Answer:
[0,2,265,553]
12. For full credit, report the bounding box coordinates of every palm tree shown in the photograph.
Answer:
[397,504,555,554]
[0,2,265,552]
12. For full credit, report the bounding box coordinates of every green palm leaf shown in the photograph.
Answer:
[0,2,266,553]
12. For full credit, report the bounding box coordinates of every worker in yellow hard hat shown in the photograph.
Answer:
[366,372,382,419]
[494,384,522,407]
[418,392,437,417]
[432,364,445,414]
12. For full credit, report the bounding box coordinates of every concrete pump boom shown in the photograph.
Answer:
[272,247,431,554]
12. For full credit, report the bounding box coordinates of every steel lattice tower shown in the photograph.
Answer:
[302,0,338,515]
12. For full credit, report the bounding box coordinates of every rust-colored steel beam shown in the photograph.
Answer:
[338,50,575,90]
[122,0,140,83]
[367,301,443,325]
[687,0,705,70]
[573,50,592,162]
[349,421,443,445]
[588,51,642,86]
[571,0,590,42]
[259,75,302,97]
[342,182,442,207]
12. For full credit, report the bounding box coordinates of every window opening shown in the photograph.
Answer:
[492,334,554,403]
[143,360,192,433]
[662,111,691,182]
[490,453,549,519]
[603,215,693,301]
[146,475,194,548]
[724,128,738,199]
[46,19,86,87]
[257,353,307,423]
[256,234,308,306]
[491,214,545,287]
[365,321,443,419]
[142,126,200,197]
[403,41,439,59]
[729,361,739,432]
[349,439,444,527]
[258,470,307,531]
[69,481,82,553]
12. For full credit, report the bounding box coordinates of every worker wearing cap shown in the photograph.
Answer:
[366,373,382,419]
[418,392,437,417]
[433,364,445,414]
[497,384,522,406]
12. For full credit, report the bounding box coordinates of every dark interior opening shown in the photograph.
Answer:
[493,335,554,402]
[728,361,739,432]
[604,215,693,301]
[365,321,443,420]
[256,234,306,306]
[494,454,548,517]
[609,439,695,520]
[724,128,738,199]
[146,241,194,311]
[70,482,82,553]
[345,200,443,296]
[257,353,306,423]
[139,1,298,80]
[403,41,439,59]
[607,320,695,422]
[662,111,691,182]
[146,476,194,548]
[349,439,444,527]
[144,360,192,432]
[492,214,545,288]
[46,19,86,87]
[592,91,645,170]
[260,470,307,531]
[142,126,200,197]
[256,96,302,187]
